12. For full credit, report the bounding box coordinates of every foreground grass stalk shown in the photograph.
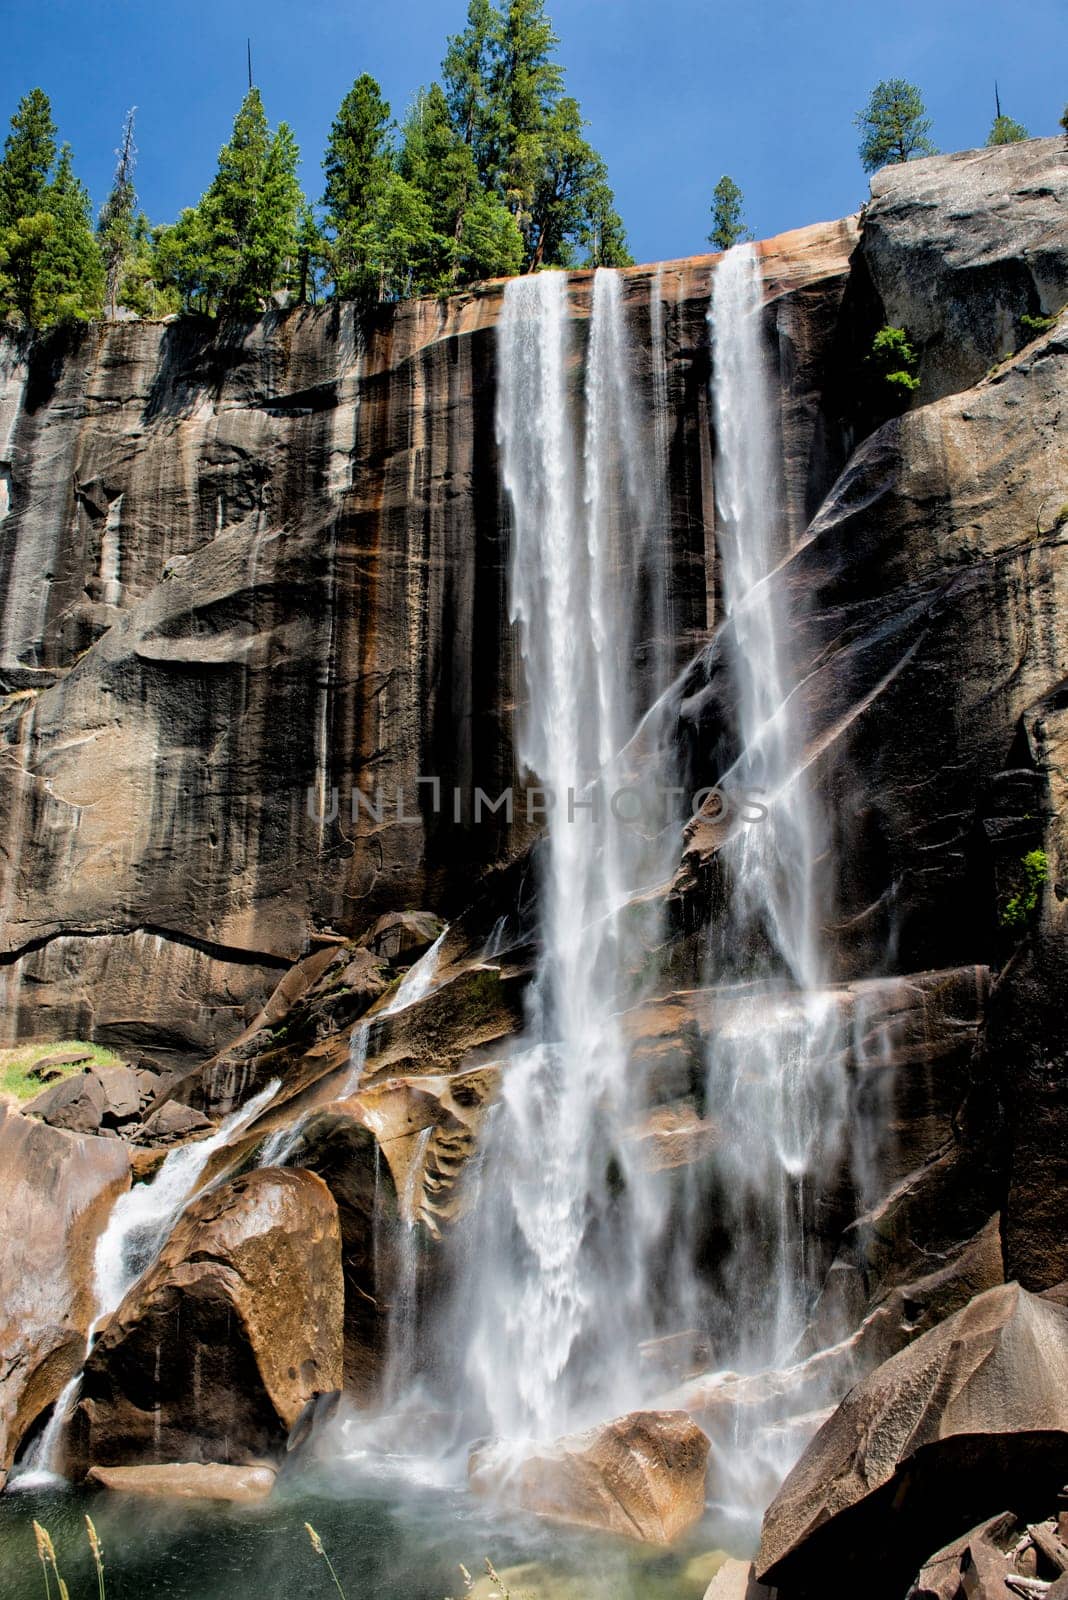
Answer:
[33,1520,53,1600]
[86,1514,106,1600]
[304,1522,348,1600]
[31,1522,69,1600]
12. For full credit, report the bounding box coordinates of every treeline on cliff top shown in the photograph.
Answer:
[0,0,632,328]
[1,0,1064,332]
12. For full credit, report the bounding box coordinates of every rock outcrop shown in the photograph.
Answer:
[469,1409,710,1544]
[0,1106,129,1486]
[73,1167,343,1471]
[757,1283,1068,1598]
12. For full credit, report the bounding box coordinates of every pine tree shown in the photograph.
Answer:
[398,83,522,290]
[987,113,1028,145]
[440,0,630,273]
[0,88,56,227]
[295,201,325,304]
[250,122,303,299]
[580,177,632,268]
[36,144,104,320]
[98,109,138,318]
[0,92,101,326]
[154,88,304,314]
[855,80,937,173]
[708,175,749,252]
[119,215,180,318]
[442,0,500,171]
[322,74,394,297]
[491,0,564,245]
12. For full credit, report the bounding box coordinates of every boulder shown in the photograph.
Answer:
[470,1410,710,1545]
[25,1068,107,1134]
[757,1284,1068,1598]
[91,1064,142,1124]
[136,1100,213,1144]
[0,1106,130,1486]
[908,1512,1029,1599]
[360,911,444,964]
[74,1167,343,1471]
[704,1562,774,1600]
[86,1461,276,1503]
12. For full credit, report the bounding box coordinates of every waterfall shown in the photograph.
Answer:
[700,244,848,1508]
[461,268,673,1446]
[11,1079,279,1486]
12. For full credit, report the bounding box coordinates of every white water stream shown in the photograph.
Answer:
[12,1079,279,1487]
[459,268,678,1445]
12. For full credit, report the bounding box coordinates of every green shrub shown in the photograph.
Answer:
[868,325,920,400]
[1001,848,1049,929]
[1021,311,1057,338]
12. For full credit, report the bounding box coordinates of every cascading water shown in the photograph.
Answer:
[696,243,849,1510]
[460,268,676,1446]
[12,1078,279,1486]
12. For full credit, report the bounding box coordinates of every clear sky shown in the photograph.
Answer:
[5,0,1066,266]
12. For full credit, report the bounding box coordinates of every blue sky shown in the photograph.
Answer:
[5,0,1066,265]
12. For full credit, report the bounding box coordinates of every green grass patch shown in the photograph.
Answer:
[0,1038,125,1101]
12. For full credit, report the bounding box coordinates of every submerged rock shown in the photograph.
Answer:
[74,1167,343,1471]
[757,1283,1068,1597]
[86,1460,276,1503]
[469,1409,710,1544]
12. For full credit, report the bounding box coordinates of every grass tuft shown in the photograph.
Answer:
[0,1039,126,1101]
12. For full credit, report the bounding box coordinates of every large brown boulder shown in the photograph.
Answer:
[74,1167,343,1472]
[757,1283,1068,1598]
[0,1106,130,1486]
[470,1410,710,1544]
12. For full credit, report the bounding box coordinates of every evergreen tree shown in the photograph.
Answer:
[98,108,138,319]
[440,0,630,273]
[0,88,56,227]
[0,92,101,326]
[855,79,936,173]
[295,201,326,304]
[707,174,749,252]
[988,112,1028,145]
[399,83,522,289]
[321,74,394,297]
[1062,104,1068,135]
[154,88,304,314]
[442,0,500,171]
[251,122,303,298]
[579,176,633,268]
[36,144,104,320]
[491,0,564,244]
[119,215,180,319]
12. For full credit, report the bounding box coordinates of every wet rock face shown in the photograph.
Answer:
[74,1167,343,1471]
[0,228,857,1055]
[0,1106,130,1487]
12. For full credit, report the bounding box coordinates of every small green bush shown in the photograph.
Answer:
[1001,848,1049,929]
[868,325,920,399]
[1021,311,1057,338]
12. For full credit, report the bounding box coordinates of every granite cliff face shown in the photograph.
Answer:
[0,219,858,1061]
[2,138,1068,1560]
